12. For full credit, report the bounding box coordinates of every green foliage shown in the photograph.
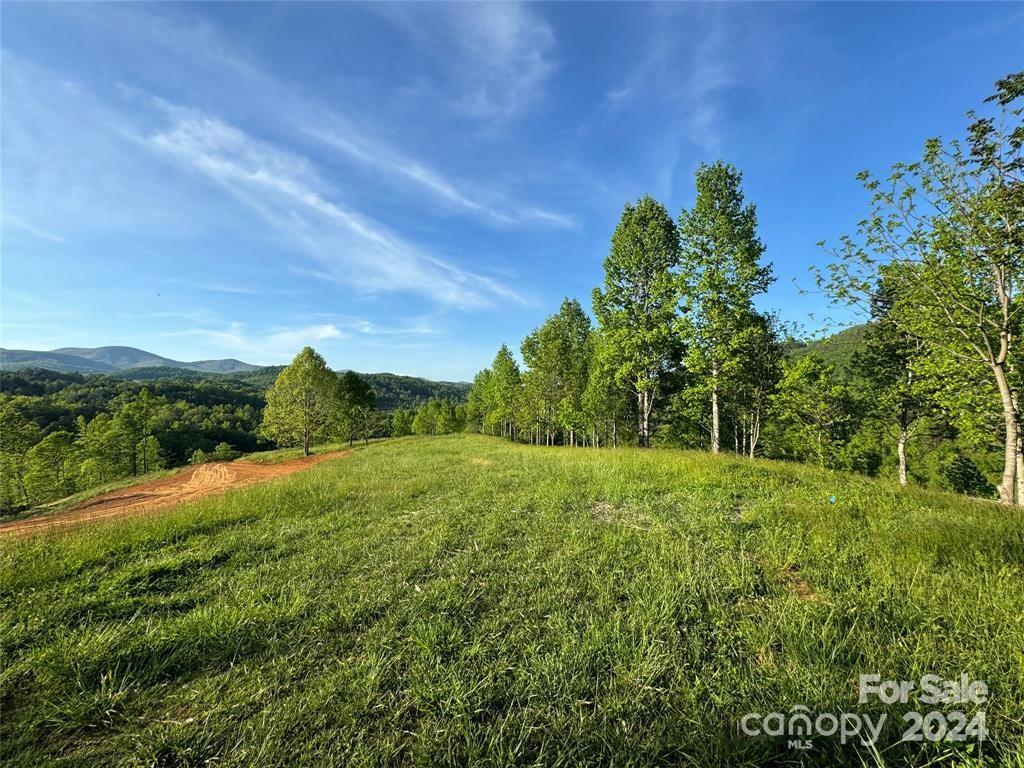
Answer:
[335,371,376,445]
[787,323,872,374]
[260,347,337,456]
[212,442,239,461]
[485,345,523,439]
[593,196,683,447]
[2,435,1022,766]
[351,372,470,411]
[823,72,1024,503]
[411,399,465,436]
[942,453,997,498]
[0,400,42,510]
[520,298,591,444]
[580,330,633,448]
[464,369,492,434]
[189,448,210,465]
[769,355,858,468]
[677,162,774,454]
[391,409,413,437]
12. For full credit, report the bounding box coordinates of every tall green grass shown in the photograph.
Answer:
[1,435,1021,767]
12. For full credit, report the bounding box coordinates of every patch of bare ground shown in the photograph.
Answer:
[0,451,352,538]
[779,563,818,601]
[588,501,652,530]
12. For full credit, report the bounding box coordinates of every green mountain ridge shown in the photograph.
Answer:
[2,346,260,374]
[786,323,872,374]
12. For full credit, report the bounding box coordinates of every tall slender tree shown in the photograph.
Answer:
[465,369,493,434]
[855,272,932,486]
[730,312,785,458]
[678,162,773,454]
[488,345,523,440]
[593,196,683,448]
[520,298,591,446]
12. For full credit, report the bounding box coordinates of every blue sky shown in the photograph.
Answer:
[1,2,1020,380]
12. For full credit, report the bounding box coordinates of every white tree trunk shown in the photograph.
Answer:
[749,406,761,459]
[993,362,1018,505]
[710,365,720,454]
[897,428,908,486]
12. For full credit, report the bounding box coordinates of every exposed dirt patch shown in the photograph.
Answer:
[589,501,651,530]
[0,451,351,538]
[779,564,818,601]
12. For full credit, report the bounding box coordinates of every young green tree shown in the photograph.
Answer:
[520,298,592,446]
[554,299,592,446]
[391,409,413,437]
[582,330,632,448]
[855,276,933,485]
[465,369,493,434]
[412,400,437,435]
[823,72,1024,503]
[435,399,461,434]
[770,355,857,468]
[24,430,78,504]
[0,399,42,510]
[138,435,164,473]
[260,347,337,456]
[112,387,160,476]
[730,312,785,458]
[212,441,238,461]
[678,162,773,454]
[336,371,376,445]
[487,345,523,440]
[593,196,683,448]
[75,412,130,486]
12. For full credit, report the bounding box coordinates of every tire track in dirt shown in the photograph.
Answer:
[0,451,352,538]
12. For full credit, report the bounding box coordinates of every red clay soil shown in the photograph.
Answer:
[0,451,351,538]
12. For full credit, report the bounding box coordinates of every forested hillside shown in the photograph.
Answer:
[0,366,469,514]
[787,323,871,374]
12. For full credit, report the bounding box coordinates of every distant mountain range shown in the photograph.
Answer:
[0,346,261,374]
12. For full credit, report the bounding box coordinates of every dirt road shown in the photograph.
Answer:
[0,451,351,538]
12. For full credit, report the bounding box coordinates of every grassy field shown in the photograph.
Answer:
[1,435,1022,767]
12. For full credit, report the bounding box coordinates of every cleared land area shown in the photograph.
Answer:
[0,451,351,537]
[1,435,1021,766]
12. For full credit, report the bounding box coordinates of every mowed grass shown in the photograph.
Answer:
[1,435,1022,767]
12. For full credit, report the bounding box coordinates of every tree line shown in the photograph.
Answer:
[465,73,1022,504]
[0,382,262,513]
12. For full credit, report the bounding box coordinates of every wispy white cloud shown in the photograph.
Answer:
[166,321,345,363]
[48,4,572,230]
[381,3,557,122]
[143,105,526,309]
[0,214,67,244]
[443,3,557,121]
[301,313,443,338]
[600,5,741,155]
[309,126,574,229]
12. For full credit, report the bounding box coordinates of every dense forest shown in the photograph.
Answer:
[464,73,1022,504]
